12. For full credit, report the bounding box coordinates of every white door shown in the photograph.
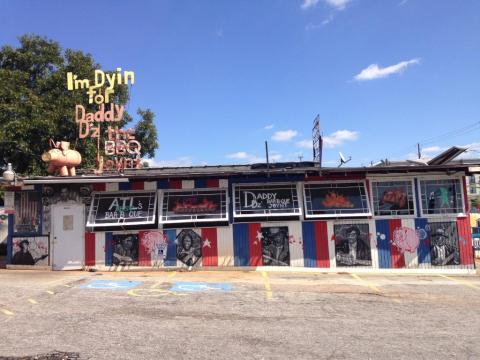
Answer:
[52,204,84,270]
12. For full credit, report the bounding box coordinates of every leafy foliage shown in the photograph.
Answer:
[0,34,158,175]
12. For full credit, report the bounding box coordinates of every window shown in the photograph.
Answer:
[469,175,477,195]
[419,179,464,215]
[304,182,371,218]
[233,183,301,217]
[160,189,228,223]
[14,192,41,234]
[87,191,157,227]
[371,180,415,216]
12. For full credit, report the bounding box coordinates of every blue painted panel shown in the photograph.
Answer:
[105,232,113,266]
[118,182,131,191]
[80,280,142,290]
[170,281,233,292]
[233,223,249,266]
[157,179,169,189]
[414,178,422,218]
[6,214,14,264]
[375,220,391,269]
[194,179,206,188]
[164,229,177,266]
[302,222,316,268]
[415,218,431,264]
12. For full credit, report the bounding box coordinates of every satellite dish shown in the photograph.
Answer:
[338,152,352,167]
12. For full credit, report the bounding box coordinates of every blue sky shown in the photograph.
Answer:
[1,0,480,167]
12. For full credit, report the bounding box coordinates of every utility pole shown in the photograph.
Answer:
[417,143,421,159]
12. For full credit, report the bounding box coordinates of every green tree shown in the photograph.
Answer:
[0,34,158,175]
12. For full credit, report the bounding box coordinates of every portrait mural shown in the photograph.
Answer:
[261,226,290,266]
[421,179,463,214]
[176,229,202,266]
[334,224,372,266]
[11,236,49,266]
[428,222,460,266]
[112,234,139,266]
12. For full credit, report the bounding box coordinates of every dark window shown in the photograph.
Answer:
[304,182,370,217]
[371,180,415,216]
[420,179,463,215]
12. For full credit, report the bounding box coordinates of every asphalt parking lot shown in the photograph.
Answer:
[0,270,480,360]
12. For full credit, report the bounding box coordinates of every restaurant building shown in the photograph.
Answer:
[4,157,477,273]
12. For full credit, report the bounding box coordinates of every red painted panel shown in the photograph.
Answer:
[314,221,330,268]
[206,179,219,188]
[92,183,106,192]
[138,231,152,266]
[248,223,263,266]
[389,219,405,268]
[457,217,474,265]
[462,176,469,214]
[169,179,182,189]
[131,181,144,190]
[85,232,96,266]
[201,228,218,266]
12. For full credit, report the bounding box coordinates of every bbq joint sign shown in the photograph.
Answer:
[67,68,142,171]
[87,191,157,227]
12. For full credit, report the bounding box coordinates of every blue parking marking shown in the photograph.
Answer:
[80,280,142,290]
[170,282,233,293]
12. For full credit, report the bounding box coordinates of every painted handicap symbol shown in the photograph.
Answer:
[80,280,142,290]
[170,281,233,293]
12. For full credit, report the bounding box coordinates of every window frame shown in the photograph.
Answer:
[86,190,157,228]
[233,182,302,218]
[158,187,229,224]
[417,176,466,217]
[368,177,417,218]
[303,180,372,219]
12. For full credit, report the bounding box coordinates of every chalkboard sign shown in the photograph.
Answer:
[234,184,300,217]
[160,189,228,223]
[87,191,157,227]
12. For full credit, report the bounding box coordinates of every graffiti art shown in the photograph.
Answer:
[371,181,414,216]
[429,222,460,266]
[261,226,290,266]
[176,229,202,266]
[14,192,41,234]
[334,224,372,266]
[11,236,49,266]
[112,234,139,266]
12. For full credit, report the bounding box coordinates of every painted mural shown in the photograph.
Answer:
[428,222,460,266]
[372,181,414,216]
[0,208,8,252]
[14,192,41,233]
[392,227,420,253]
[421,179,463,214]
[261,226,290,266]
[139,230,168,265]
[176,229,202,266]
[334,224,372,266]
[112,234,139,266]
[11,236,49,266]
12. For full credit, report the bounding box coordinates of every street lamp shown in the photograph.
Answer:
[2,163,16,184]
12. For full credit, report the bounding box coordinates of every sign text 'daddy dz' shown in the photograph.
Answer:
[240,189,294,210]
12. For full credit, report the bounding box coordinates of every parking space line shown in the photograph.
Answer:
[440,275,480,290]
[150,272,176,289]
[1,309,14,316]
[28,299,38,305]
[46,290,55,295]
[261,271,273,300]
[350,274,382,294]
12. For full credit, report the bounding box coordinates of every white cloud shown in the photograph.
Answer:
[325,0,350,10]
[301,0,320,9]
[422,146,445,154]
[225,151,283,164]
[322,14,335,25]
[145,156,194,167]
[264,124,274,130]
[398,0,408,6]
[301,0,350,10]
[272,129,298,142]
[226,152,249,159]
[296,139,313,149]
[354,58,421,81]
[323,130,359,148]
